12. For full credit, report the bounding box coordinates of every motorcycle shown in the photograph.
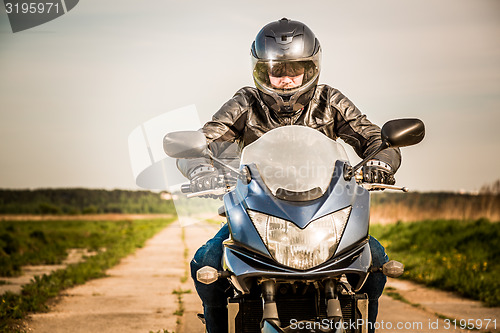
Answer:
[163,119,425,333]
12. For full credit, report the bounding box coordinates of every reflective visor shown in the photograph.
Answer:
[269,62,306,77]
[252,53,320,96]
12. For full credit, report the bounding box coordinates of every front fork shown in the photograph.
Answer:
[260,278,348,333]
[261,280,280,327]
[198,259,403,332]
[325,279,342,320]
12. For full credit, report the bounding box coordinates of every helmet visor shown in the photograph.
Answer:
[252,54,320,96]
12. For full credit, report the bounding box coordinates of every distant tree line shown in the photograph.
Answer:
[371,191,500,223]
[0,189,175,215]
[0,188,498,221]
[480,179,500,195]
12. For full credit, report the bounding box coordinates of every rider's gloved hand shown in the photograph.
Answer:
[362,160,396,185]
[189,165,222,197]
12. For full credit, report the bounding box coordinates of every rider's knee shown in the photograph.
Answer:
[190,257,200,280]
[369,236,389,267]
[191,244,207,280]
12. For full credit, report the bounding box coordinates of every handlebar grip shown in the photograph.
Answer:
[181,184,192,193]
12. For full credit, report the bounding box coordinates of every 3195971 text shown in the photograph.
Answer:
[5,2,60,14]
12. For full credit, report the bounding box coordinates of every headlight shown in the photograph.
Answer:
[248,206,351,270]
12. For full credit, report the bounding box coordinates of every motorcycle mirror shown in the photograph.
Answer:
[163,131,209,159]
[348,118,425,178]
[381,118,425,148]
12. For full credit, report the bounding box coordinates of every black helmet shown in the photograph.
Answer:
[251,18,321,114]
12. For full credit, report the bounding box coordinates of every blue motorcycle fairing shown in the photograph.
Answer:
[223,240,371,294]
[335,185,370,255]
[236,161,355,228]
[223,161,370,260]
[262,320,284,333]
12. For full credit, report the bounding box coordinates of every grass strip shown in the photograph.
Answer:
[384,288,481,331]
[180,228,189,284]
[172,288,191,325]
[0,218,175,332]
[384,286,422,308]
[371,218,500,306]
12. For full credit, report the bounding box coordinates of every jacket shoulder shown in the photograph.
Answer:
[317,85,360,118]
[232,87,260,105]
[315,85,350,106]
[314,84,340,96]
[213,86,259,119]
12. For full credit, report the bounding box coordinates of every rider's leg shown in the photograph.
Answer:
[360,236,389,333]
[190,224,230,333]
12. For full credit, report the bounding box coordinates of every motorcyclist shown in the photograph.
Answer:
[178,18,400,333]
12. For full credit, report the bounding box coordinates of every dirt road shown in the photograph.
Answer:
[27,220,206,333]
[26,221,500,333]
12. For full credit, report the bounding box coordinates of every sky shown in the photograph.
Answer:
[0,0,499,193]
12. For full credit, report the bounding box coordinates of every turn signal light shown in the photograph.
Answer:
[196,266,219,284]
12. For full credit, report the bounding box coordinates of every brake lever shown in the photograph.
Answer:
[186,187,234,198]
[361,183,409,192]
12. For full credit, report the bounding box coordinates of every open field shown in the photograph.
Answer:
[0,214,173,221]
[25,221,500,333]
[1,188,499,223]
[1,186,499,331]
[370,218,500,307]
[370,192,500,223]
[0,217,175,332]
[0,189,176,215]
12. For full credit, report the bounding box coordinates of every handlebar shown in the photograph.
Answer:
[186,187,231,198]
[180,181,408,198]
[179,183,234,198]
[362,183,409,192]
[355,172,409,192]
[181,184,192,193]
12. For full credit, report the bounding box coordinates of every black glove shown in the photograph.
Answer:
[188,165,223,196]
[362,160,396,185]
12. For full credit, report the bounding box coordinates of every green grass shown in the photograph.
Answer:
[384,286,422,308]
[180,228,189,284]
[172,288,191,325]
[0,218,175,332]
[0,219,135,276]
[370,218,500,306]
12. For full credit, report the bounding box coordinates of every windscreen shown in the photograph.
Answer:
[240,126,349,198]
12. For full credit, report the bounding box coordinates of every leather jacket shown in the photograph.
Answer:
[178,85,401,177]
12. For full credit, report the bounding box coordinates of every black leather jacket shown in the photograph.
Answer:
[178,85,401,177]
